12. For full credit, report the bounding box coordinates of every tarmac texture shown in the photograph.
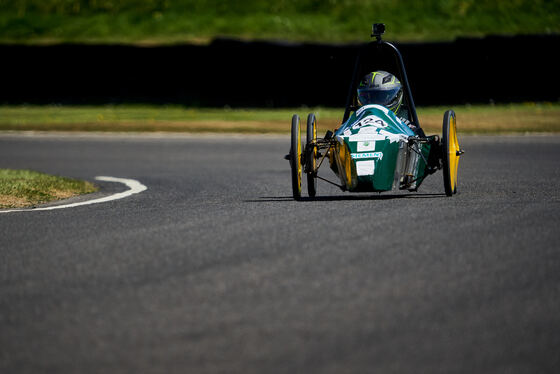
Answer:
[1,134,559,374]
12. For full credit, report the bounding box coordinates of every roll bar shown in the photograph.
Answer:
[342,24,420,128]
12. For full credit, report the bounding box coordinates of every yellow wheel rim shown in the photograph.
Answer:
[448,114,460,193]
[312,117,317,170]
[291,114,302,199]
[297,123,302,192]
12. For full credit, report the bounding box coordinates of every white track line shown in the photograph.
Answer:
[0,176,147,214]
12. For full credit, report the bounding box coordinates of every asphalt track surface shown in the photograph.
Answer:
[1,133,559,374]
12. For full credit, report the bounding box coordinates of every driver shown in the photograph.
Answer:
[357,70,419,133]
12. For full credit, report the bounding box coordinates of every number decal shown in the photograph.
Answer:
[351,115,387,130]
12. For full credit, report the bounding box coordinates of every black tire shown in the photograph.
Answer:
[442,110,459,196]
[290,114,302,200]
[306,113,317,198]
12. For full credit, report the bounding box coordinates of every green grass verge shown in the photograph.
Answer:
[0,0,558,44]
[0,169,97,209]
[0,103,559,134]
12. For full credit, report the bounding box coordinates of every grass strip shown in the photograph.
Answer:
[0,0,558,44]
[0,169,97,209]
[0,103,559,134]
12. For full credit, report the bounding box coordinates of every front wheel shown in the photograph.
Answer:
[290,114,302,200]
[306,113,317,198]
[442,110,462,196]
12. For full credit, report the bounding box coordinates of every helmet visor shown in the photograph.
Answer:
[357,86,401,108]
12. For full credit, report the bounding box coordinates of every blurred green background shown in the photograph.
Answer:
[1,0,559,44]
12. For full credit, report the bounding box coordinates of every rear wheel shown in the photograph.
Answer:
[290,114,302,200]
[442,110,461,196]
[306,113,317,197]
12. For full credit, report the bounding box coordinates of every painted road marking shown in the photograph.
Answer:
[0,176,147,214]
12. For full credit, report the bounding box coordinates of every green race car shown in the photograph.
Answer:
[287,24,464,200]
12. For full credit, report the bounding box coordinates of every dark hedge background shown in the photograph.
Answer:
[1,34,558,107]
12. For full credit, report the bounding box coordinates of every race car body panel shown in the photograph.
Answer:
[330,104,431,192]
